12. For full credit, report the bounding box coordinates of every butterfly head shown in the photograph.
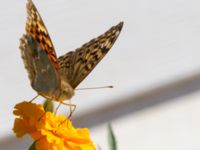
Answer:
[56,80,75,101]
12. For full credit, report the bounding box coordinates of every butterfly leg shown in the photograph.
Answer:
[57,101,76,127]
[68,100,76,119]
[55,102,62,115]
[29,94,39,103]
[55,101,76,117]
[59,101,76,119]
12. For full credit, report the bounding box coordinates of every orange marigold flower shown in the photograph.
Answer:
[13,101,44,137]
[13,101,96,150]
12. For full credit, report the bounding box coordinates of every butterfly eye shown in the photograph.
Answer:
[63,90,71,97]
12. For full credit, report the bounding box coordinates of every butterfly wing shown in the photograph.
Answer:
[19,0,60,96]
[58,22,123,88]
[26,0,59,70]
[20,35,60,94]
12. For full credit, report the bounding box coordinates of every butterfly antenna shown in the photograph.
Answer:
[76,86,113,91]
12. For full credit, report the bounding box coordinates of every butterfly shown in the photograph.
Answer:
[19,0,123,102]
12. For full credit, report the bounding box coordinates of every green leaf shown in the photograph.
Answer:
[108,123,117,150]
[43,99,54,112]
[28,141,36,150]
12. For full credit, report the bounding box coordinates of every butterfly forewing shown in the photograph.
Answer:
[20,35,60,94]
[26,0,59,70]
[58,22,123,88]
[20,0,61,98]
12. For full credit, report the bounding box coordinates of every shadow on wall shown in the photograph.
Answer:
[72,71,200,128]
[0,135,32,150]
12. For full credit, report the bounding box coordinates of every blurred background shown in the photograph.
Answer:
[1,0,200,149]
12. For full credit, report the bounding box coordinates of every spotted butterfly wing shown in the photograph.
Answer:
[20,0,60,96]
[26,0,58,69]
[58,22,123,88]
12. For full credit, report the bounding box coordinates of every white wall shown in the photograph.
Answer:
[1,0,200,149]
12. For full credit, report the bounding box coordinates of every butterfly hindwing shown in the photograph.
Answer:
[58,22,123,88]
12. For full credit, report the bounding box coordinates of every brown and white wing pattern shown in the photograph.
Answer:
[58,22,123,88]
